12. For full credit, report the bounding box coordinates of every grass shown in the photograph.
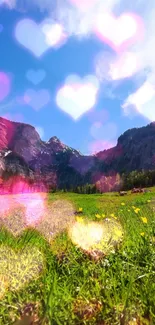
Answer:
[0,189,155,324]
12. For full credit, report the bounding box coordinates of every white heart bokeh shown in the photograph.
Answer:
[94,12,143,52]
[56,75,99,120]
[42,22,67,48]
[15,19,67,57]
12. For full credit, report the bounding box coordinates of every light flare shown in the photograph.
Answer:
[56,74,99,120]
[68,218,123,256]
[94,12,144,52]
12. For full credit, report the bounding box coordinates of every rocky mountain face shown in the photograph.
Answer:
[0,116,155,192]
[94,123,155,175]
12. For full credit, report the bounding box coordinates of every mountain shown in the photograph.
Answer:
[0,116,155,192]
[94,122,155,175]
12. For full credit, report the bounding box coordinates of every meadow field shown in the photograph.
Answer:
[0,188,155,325]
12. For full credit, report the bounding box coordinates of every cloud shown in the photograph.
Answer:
[0,0,120,11]
[109,52,139,80]
[1,0,122,38]
[130,5,155,81]
[54,0,123,39]
[95,50,140,83]
[0,0,16,9]
[2,0,155,115]
[0,0,55,11]
[121,1,155,121]
[122,81,155,121]
[92,0,155,104]
[55,0,155,114]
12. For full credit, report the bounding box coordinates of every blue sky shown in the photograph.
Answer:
[0,0,154,154]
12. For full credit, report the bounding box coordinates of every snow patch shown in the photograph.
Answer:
[4,150,12,157]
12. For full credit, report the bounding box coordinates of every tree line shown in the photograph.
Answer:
[1,169,155,194]
[49,169,155,193]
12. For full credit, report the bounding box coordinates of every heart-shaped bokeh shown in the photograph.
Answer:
[68,218,123,259]
[35,199,76,242]
[94,12,143,52]
[56,75,99,120]
[26,69,46,85]
[15,19,50,57]
[0,196,76,240]
[0,177,48,235]
[0,245,45,298]
[15,19,66,57]
[90,122,118,141]
[23,88,51,110]
[41,22,67,48]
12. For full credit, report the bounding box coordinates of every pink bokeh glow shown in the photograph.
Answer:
[23,89,51,110]
[0,175,48,226]
[94,12,144,52]
[18,192,47,226]
[2,113,24,123]
[0,72,11,102]
[0,195,11,215]
[89,139,116,155]
[87,108,109,123]
[69,0,97,11]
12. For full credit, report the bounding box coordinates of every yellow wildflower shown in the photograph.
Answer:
[147,200,151,203]
[128,209,130,212]
[141,217,148,224]
[110,213,117,219]
[140,232,145,237]
[76,216,84,223]
[121,203,125,206]
[78,207,83,212]
[114,228,123,238]
[102,214,106,218]
[134,208,140,214]
[95,214,101,219]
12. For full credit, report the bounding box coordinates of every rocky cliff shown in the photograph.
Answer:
[0,117,155,192]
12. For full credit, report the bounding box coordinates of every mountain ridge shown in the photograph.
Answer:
[0,117,155,192]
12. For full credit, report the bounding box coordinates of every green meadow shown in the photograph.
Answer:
[0,189,155,325]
